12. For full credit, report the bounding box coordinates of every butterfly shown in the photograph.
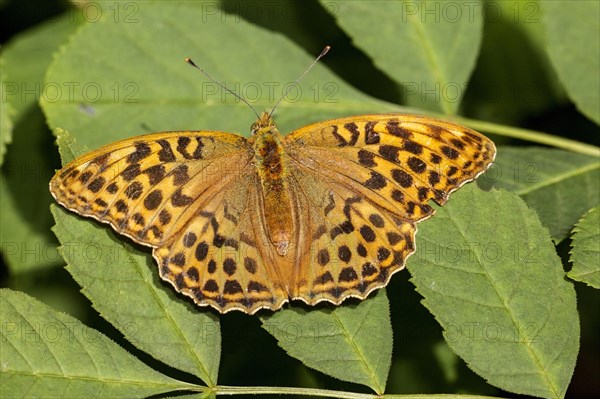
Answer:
[50,110,496,314]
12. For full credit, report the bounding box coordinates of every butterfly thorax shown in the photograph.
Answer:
[251,112,293,256]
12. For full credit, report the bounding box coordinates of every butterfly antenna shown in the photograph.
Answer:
[185,57,261,119]
[268,46,331,118]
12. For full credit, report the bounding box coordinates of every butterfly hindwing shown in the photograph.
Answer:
[287,169,416,304]
[154,171,289,314]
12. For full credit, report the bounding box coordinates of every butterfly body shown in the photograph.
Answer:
[251,112,293,256]
[51,113,496,314]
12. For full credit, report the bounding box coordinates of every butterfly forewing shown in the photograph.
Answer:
[51,131,250,247]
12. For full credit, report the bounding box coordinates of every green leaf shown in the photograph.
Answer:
[542,1,600,124]
[51,204,221,386]
[463,0,565,124]
[41,2,396,152]
[568,207,600,288]
[0,13,81,273]
[479,147,600,242]
[261,290,392,394]
[1,12,81,163]
[53,127,87,163]
[409,186,579,398]
[1,109,62,273]
[0,289,191,398]
[324,0,483,114]
[3,14,81,118]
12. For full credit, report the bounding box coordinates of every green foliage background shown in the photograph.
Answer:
[1,1,598,398]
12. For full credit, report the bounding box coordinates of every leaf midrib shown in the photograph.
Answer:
[407,13,451,115]
[107,238,216,387]
[515,161,599,196]
[57,208,216,387]
[446,198,561,398]
[0,369,188,388]
[331,302,383,394]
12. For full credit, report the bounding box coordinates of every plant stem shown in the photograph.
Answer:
[214,385,372,398]
[455,116,600,157]
[211,385,504,399]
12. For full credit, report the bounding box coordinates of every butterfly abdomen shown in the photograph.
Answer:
[253,128,293,256]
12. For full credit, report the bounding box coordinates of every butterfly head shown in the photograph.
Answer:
[251,111,278,136]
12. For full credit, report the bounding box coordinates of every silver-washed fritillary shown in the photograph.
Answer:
[50,49,496,314]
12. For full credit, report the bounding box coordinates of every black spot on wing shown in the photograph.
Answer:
[357,243,367,257]
[87,176,105,193]
[203,279,219,292]
[386,121,412,139]
[378,145,400,163]
[195,242,209,261]
[360,225,376,242]
[407,157,426,174]
[362,262,378,277]
[364,121,380,144]
[127,143,151,163]
[95,198,108,207]
[403,140,423,155]
[144,190,163,210]
[115,200,128,213]
[145,165,166,185]
[106,182,119,194]
[158,209,171,225]
[248,281,269,292]
[171,188,193,207]
[187,267,199,282]
[183,232,197,247]
[417,187,429,201]
[369,214,385,228]
[124,181,143,199]
[177,137,192,158]
[451,138,466,150]
[364,171,387,190]
[223,258,237,276]
[338,245,352,263]
[343,122,360,145]
[79,171,92,183]
[224,280,243,295]
[429,170,441,186]
[172,165,190,186]
[157,139,176,162]
[244,257,257,274]
[391,189,404,203]
[392,169,413,188]
[338,267,358,282]
[314,271,334,286]
[122,164,142,181]
[317,249,330,266]
[357,149,376,167]
[441,145,459,160]
[59,167,75,179]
